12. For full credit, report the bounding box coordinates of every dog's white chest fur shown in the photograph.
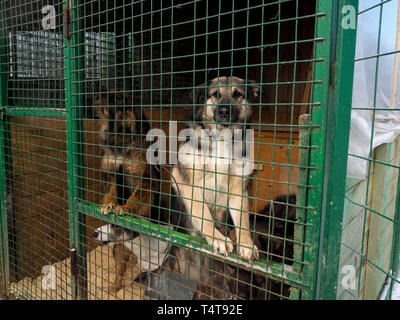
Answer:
[178,129,253,178]
[175,129,253,211]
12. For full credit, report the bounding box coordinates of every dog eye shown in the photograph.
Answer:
[210,91,219,99]
[232,91,242,99]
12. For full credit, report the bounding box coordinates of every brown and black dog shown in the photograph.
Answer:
[253,194,297,265]
[92,88,166,293]
[93,89,158,219]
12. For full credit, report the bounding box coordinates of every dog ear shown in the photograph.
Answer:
[246,80,261,102]
[92,92,105,119]
[129,109,137,133]
[131,108,150,135]
[92,90,115,118]
[188,83,208,122]
[190,83,208,106]
[246,80,268,102]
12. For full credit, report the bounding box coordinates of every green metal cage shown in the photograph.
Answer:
[0,0,398,301]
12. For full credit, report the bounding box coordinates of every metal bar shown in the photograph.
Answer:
[316,0,358,300]
[4,107,67,118]
[64,0,87,300]
[391,0,400,108]
[348,153,400,170]
[0,2,9,296]
[299,0,335,300]
[357,0,391,15]
[387,142,400,298]
[294,114,311,274]
[352,107,400,111]
[342,242,400,284]
[76,200,309,289]
[358,1,385,300]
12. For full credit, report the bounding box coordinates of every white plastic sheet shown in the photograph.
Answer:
[347,1,400,180]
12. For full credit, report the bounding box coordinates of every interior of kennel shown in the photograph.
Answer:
[0,0,358,300]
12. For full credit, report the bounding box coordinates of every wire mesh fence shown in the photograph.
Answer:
[66,0,318,300]
[0,0,396,301]
[338,0,400,300]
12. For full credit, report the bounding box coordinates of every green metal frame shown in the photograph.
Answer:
[293,0,358,300]
[316,0,359,299]
[64,0,87,300]
[298,0,335,300]
[0,5,9,296]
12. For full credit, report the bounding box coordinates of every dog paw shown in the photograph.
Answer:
[211,236,234,256]
[114,205,125,216]
[238,243,259,261]
[108,284,121,294]
[101,203,114,215]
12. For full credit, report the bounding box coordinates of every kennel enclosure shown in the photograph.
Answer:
[0,0,398,300]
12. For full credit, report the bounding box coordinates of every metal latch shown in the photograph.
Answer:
[63,0,71,41]
[0,107,6,121]
[70,247,78,277]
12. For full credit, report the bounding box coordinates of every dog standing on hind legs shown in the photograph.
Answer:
[93,89,158,218]
[171,76,262,261]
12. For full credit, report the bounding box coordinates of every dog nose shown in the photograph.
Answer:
[92,231,99,239]
[218,106,230,120]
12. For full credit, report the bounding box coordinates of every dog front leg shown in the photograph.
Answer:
[109,243,131,294]
[229,195,259,260]
[114,188,138,216]
[101,184,116,215]
[182,191,233,255]
[115,187,153,218]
